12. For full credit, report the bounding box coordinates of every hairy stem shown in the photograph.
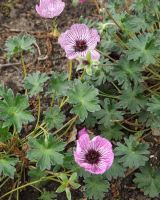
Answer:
[80,68,86,80]
[146,67,160,79]
[35,95,41,129]
[53,116,78,135]
[20,53,27,79]
[59,97,69,109]
[58,115,78,139]
[105,8,122,31]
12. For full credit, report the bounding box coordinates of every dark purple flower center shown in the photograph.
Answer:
[85,149,100,164]
[74,40,87,52]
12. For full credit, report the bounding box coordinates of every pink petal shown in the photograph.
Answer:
[35,0,65,18]
[90,50,100,60]
[87,29,100,49]
[58,31,76,48]
[78,128,88,138]
[70,24,90,41]
[77,134,90,152]
[91,136,113,150]
[35,5,42,16]
[85,163,106,174]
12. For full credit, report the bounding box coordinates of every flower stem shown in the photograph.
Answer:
[58,115,78,139]
[146,67,160,79]
[52,18,60,37]
[119,123,137,133]
[35,95,41,129]
[22,122,46,142]
[0,177,10,189]
[99,91,119,99]
[114,34,128,49]
[20,53,27,79]
[39,124,49,138]
[59,97,69,109]
[59,60,72,109]
[80,68,86,80]
[51,94,55,107]
[97,50,117,63]
[111,81,121,93]
[105,8,122,31]
[68,60,73,80]
[53,116,78,135]
[92,0,100,14]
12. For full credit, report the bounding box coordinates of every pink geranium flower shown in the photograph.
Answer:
[36,0,65,18]
[79,0,86,3]
[58,24,100,60]
[74,128,114,174]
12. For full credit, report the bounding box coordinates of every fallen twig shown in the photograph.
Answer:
[0,63,21,68]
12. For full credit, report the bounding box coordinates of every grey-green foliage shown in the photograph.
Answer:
[24,72,49,97]
[115,135,150,168]
[5,34,36,58]
[134,165,160,198]
[95,98,124,128]
[44,106,65,130]
[84,176,110,200]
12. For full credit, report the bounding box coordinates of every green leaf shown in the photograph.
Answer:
[38,190,57,200]
[130,0,151,13]
[123,14,148,33]
[118,85,147,114]
[28,168,47,181]
[59,173,68,182]
[104,158,126,180]
[147,95,160,117]
[84,176,109,200]
[0,156,18,178]
[56,172,80,200]
[65,188,71,200]
[139,110,160,128]
[134,165,160,198]
[27,135,66,170]
[127,33,160,65]
[68,80,100,121]
[110,57,143,89]
[95,98,124,128]
[75,166,91,178]
[69,173,81,189]
[91,60,113,86]
[5,34,36,58]
[24,72,49,97]
[48,72,69,98]
[44,107,65,130]
[0,84,8,97]
[84,112,97,128]
[100,124,124,141]
[0,88,34,132]
[69,172,77,182]
[28,168,47,187]
[115,135,150,168]
[0,125,12,143]
[56,185,66,193]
